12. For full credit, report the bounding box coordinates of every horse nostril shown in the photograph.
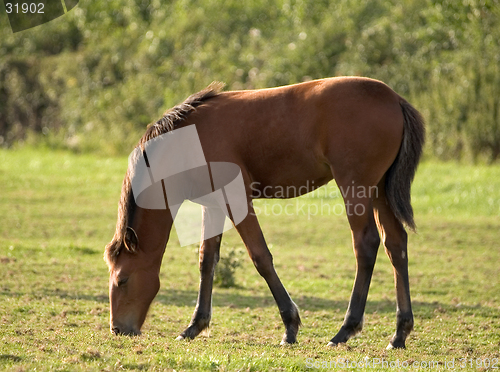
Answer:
[111,327,120,335]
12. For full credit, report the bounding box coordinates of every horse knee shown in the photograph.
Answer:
[251,251,274,277]
[199,248,219,274]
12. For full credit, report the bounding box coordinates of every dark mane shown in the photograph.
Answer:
[139,81,224,146]
[104,171,135,267]
[104,82,224,266]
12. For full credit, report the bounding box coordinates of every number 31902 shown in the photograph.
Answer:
[6,3,45,14]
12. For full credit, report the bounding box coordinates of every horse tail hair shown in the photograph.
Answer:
[385,100,425,232]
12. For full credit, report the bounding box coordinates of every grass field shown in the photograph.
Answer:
[1,148,499,371]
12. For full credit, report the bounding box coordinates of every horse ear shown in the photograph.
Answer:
[124,227,139,253]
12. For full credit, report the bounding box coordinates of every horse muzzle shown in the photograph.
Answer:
[111,325,141,336]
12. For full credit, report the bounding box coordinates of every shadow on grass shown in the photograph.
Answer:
[2,288,497,321]
[157,290,499,318]
[0,289,109,303]
[155,289,351,311]
[0,354,22,363]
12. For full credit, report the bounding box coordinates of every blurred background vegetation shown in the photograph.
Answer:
[0,0,499,161]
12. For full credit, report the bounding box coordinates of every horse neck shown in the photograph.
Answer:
[130,207,173,264]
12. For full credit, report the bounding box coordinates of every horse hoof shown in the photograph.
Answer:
[280,334,297,345]
[280,339,295,346]
[387,342,405,350]
[327,341,346,347]
[176,335,185,341]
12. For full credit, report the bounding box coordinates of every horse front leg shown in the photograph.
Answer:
[234,205,301,344]
[178,206,223,340]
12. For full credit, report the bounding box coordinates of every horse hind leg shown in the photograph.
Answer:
[329,195,381,346]
[373,182,414,349]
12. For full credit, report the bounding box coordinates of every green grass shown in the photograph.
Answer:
[1,148,499,371]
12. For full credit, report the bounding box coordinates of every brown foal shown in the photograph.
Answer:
[105,77,425,349]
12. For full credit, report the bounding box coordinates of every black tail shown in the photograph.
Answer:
[385,100,425,232]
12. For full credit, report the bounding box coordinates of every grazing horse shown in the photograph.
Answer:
[104,77,425,349]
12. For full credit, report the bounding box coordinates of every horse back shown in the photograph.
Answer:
[185,77,405,196]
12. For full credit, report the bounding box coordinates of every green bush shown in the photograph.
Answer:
[1,0,499,160]
[214,246,245,288]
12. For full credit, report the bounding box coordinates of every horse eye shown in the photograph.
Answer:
[117,277,128,287]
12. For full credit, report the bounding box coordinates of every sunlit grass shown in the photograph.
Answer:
[1,148,499,371]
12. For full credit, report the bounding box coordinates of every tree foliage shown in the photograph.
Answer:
[0,0,499,160]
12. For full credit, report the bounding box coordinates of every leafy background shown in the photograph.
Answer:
[1,0,499,160]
